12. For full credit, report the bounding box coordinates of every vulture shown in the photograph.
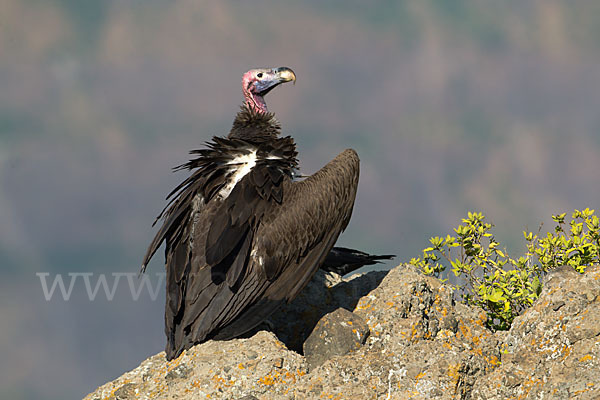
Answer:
[142,67,392,360]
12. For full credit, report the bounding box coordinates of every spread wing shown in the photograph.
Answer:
[144,144,359,360]
[211,149,360,343]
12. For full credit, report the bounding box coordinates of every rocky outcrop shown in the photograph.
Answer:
[85,264,600,400]
[303,307,370,371]
[264,269,388,353]
[471,265,600,399]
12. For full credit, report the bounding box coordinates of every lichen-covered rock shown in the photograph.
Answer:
[294,265,502,399]
[471,265,600,400]
[84,331,307,400]
[265,269,387,352]
[303,307,369,370]
[84,264,600,400]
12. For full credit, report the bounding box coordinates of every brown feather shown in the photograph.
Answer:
[142,104,359,360]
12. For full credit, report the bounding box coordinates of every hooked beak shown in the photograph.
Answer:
[275,67,296,84]
[255,67,296,95]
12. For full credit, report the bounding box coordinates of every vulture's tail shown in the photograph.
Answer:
[321,246,395,276]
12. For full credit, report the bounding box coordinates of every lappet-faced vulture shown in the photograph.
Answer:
[142,67,392,360]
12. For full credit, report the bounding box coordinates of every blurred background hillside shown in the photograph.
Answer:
[1,1,599,398]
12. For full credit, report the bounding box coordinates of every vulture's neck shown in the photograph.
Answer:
[228,106,282,142]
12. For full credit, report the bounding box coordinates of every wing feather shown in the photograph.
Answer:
[210,149,360,342]
[145,133,358,360]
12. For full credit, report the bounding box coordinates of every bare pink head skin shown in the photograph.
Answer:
[242,67,296,113]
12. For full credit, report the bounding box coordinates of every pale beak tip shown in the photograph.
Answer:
[277,67,296,84]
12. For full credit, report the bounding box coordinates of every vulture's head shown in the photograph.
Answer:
[242,67,296,113]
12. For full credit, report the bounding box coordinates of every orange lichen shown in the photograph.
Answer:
[486,355,501,366]
[410,324,420,340]
[514,375,544,400]
[561,344,572,359]
[210,373,234,390]
[259,374,275,385]
[573,387,594,395]
[190,379,202,388]
[579,354,593,362]
[256,368,300,387]
[415,371,426,381]
[447,363,460,386]
[356,298,372,310]
[166,353,184,372]
[458,322,470,338]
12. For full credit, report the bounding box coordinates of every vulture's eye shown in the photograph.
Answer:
[257,73,263,78]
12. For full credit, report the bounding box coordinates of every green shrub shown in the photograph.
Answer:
[411,209,599,330]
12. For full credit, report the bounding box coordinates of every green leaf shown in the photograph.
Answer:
[532,276,542,296]
[411,209,597,332]
[488,289,505,303]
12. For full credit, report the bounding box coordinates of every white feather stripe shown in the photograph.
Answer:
[218,150,257,199]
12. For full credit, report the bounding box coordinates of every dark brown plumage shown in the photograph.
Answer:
[321,247,395,276]
[142,68,362,360]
